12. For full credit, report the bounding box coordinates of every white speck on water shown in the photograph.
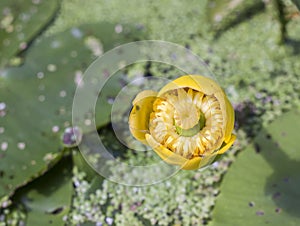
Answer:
[0,103,6,117]
[47,64,57,72]
[38,95,45,102]
[71,28,83,39]
[62,215,68,222]
[52,125,59,133]
[60,90,67,98]
[212,161,219,168]
[115,24,123,33]
[0,127,4,134]
[84,36,103,57]
[214,14,222,22]
[131,77,144,86]
[84,119,92,126]
[107,97,114,105]
[0,103,6,111]
[62,126,82,147]
[1,201,10,208]
[43,153,55,162]
[65,127,72,133]
[74,70,84,87]
[1,142,8,151]
[19,42,27,50]
[37,71,44,79]
[105,217,113,225]
[31,160,36,165]
[72,215,82,222]
[17,142,26,150]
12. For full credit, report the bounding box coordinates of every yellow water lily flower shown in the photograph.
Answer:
[129,75,236,170]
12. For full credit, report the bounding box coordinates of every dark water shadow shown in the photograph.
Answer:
[255,129,300,218]
[11,156,72,212]
[285,38,300,55]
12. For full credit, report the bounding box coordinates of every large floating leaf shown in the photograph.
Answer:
[0,23,145,201]
[0,0,59,67]
[12,157,73,226]
[210,110,300,226]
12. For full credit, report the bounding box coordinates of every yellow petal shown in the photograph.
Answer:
[215,92,235,143]
[129,90,157,144]
[146,134,217,170]
[158,75,224,97]
[217,134,236,154]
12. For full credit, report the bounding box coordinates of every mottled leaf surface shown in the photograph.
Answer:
[210,110,300,226]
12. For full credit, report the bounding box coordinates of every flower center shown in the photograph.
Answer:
[175,111,206,137]
[149,88,224,159]
[173,88,200,130]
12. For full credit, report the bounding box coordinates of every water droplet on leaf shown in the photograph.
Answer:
[17,142,26,150]
[115,24,123,33]
[52,125,59,133]
[37,71,44,79]
[59,90,67,97]
[61,127,82,147]
[71,28,83,39]
[1,142,8,151]
[47,64,57,72]
[38,95,45,102]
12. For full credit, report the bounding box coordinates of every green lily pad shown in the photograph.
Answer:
[0,22,145,201]
[12,157,73,226]
[210,110,300,226]
[0,0,60,67]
